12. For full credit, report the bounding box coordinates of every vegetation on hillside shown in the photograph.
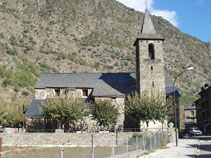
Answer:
[0,0,209,106]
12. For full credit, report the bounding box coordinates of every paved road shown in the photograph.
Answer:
[140,139,198,158]
[197,136,211,158]
[139,136,211,158]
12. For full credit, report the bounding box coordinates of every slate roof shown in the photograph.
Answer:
[184,103,196,110]
[24,99,44,117]
[198,82,211,94]
[141,9,157,35]
[35,72,179,97]
[24,98,89,117]
[35,73,136,97]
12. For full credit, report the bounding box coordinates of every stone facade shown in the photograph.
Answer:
[135,40,166,96]
[0,131,172,147]
[35,88,93,100]
[0,132,135,147]
[34,89,125,129]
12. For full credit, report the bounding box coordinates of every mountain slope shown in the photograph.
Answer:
[0,0,210,105]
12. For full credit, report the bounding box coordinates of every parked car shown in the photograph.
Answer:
[189,127,202,136]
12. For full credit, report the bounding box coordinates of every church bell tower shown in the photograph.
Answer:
[134,8,166,96]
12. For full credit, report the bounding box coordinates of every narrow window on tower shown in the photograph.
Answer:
[151,66,153,70]
[148,44,155,60]
[152,81,154,87]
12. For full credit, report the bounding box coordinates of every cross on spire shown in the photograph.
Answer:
[145,0,148,10]
[141,0,157,34]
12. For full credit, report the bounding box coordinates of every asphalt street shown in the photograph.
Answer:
[140,136,211,158]
[197,136,211,158]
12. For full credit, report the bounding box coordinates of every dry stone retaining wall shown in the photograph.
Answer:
[0,132,135,147]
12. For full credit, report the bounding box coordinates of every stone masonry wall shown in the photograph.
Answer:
[0,132,135,147]
[137,40,166,95]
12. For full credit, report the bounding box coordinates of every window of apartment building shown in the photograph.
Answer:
[190,111,194,117]
[82,89,88,97]
[152,81,154,87]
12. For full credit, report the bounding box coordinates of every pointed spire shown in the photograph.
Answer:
[133,0,164,45]
[141,1,157,34]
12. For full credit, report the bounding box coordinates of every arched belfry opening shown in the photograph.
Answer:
[148,44,155,60]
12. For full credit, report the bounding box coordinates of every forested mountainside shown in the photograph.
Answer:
[0,0,210,105]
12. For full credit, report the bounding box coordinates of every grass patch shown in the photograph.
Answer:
[2,146,126,158]
[0,43,16,55]
[141,150,152,156]
[79,31,131,49]
[0,5,16,14]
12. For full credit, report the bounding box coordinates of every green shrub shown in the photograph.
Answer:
[94,62,100,69]
[9,36,16,45]
[21,90,29,96]
[0,43,16,55]
[0,32,4,38]
[0,5,16,14]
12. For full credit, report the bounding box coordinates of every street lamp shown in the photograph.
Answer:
[173,66,194,146]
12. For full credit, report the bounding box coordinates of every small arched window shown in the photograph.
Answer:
[148,44,155,60]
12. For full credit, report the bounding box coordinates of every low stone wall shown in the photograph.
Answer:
[0,132,135,147]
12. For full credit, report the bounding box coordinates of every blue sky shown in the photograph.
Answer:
[116,0,210,42]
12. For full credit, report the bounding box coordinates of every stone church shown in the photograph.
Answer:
[25,8,180,130]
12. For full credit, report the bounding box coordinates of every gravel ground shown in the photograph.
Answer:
[140,139,199,158]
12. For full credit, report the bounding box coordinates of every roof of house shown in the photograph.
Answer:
[35,72,179,97]
[184,103,196,110]
[24,98,90,117]
[24,99,44,117]
[198,82,211,94]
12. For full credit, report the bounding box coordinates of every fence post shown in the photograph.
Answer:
[150,135,152,151]
[60,147,64,158]
[143,134,145,151]
[154,133,156,149]
[0,138,2,158]
[112,138,115,158]
[158,132,160,147]
[136,136,138,156]
[116,130,118,145]
[126,136,129,158]
[92,134,94,158]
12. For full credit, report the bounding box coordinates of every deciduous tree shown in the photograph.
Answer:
[125,91,172,128]
[91,100,119,130]
[42,96,88,129]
